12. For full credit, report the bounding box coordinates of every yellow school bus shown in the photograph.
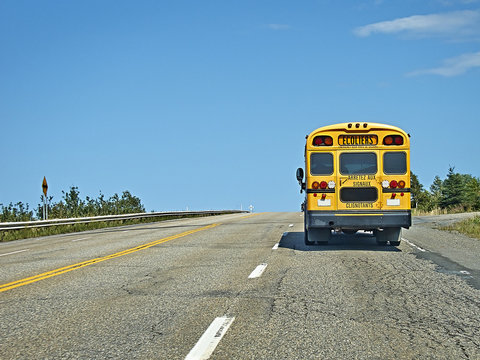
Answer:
[296,122,411,245]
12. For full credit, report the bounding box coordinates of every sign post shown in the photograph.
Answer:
[42,177,48,220]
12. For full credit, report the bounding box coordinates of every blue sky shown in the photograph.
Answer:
[1,0,480,213]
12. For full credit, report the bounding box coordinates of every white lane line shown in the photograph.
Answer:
[272,243,279,250]
[0,249,29,257]
[288,224,293,227]
[248,263,268,279]
[402,238,426,252]
[460,270,471,275]
[72,237,90,242]
[185,316,235,360]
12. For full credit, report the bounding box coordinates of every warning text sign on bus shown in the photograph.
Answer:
[338,135,378,146]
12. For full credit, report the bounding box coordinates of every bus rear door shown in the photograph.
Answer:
[336,149,382,216]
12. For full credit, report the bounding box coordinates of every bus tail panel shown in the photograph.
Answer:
[306,210,411,230]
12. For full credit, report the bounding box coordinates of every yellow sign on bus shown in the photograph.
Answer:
[338,134,378,146]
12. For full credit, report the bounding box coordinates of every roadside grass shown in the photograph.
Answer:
[0,213,213,242]
[440,216,480,240]
[412,208,454,216]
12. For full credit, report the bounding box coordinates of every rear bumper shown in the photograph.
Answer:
[306,210,411,230]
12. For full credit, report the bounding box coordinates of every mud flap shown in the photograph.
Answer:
[375,227,402,246]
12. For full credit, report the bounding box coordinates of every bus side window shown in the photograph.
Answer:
[384,152,407,174]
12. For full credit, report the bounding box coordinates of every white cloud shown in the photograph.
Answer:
[266,24,292,30]
[407,51,480,76]
[354,10,480,37]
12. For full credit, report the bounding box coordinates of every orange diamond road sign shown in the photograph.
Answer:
[42,177,48,196]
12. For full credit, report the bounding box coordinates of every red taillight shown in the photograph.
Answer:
[320,181,328,189]
[312,181,320,189]
[390,180,398,188]
[398,180,406,188]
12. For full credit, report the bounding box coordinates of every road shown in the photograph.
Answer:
[1,212,479,359]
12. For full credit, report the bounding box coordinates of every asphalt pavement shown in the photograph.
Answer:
[1,212,479,359]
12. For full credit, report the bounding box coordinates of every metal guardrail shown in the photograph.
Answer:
[0,210,247,231]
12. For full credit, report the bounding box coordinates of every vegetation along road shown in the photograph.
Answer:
[1,212,479,359]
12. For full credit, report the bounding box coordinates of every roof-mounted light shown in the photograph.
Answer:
[383,135,404,146]
[312,136,333,146]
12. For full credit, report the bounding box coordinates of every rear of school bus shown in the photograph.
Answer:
[296,122,411,245]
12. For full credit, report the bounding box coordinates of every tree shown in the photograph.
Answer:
[1,202,34,222]
[440,167,467,210]
[429,175,443,209]
[411,172,424,208]
[117,191,145,214]
[4,186,146,222]
[410,171,435,212]
[463,175,480,211]
[63,186,84,217]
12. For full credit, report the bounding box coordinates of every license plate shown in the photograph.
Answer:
[387,198,400,206]
[317,199,331,207]
[338,135,378,146]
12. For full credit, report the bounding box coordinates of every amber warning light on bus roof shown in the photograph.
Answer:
[312,136,333,146]
[383,135,404,145]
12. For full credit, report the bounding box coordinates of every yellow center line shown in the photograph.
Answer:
[238,212,264,219]
[0,223,219,293]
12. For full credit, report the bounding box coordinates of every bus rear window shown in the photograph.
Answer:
[384,152,407,174]
[310,153,333,175]
[340,152,377,175]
